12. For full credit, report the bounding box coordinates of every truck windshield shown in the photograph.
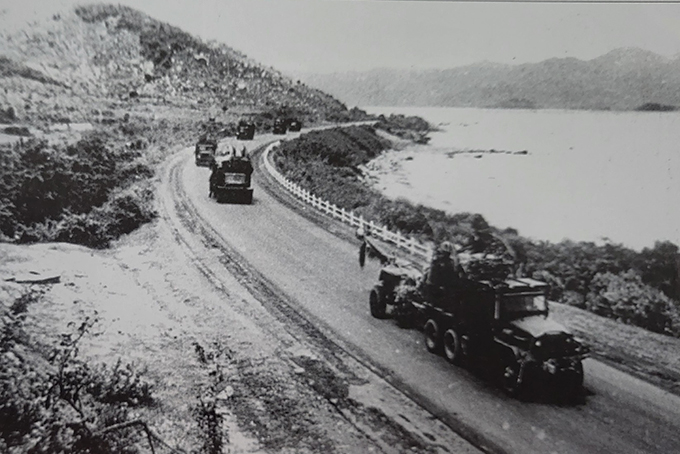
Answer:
[502,294,547,318]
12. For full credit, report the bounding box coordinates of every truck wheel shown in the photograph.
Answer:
[369,286,387,319]
[424,319,442,354]
[500,355,523,397]
[443,328,463,365]
[565,361,585,402]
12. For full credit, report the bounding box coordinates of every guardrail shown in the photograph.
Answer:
[262,142,434,261]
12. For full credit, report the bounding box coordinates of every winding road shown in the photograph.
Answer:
[170,131,680,454]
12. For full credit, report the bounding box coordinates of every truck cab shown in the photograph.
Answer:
[288,119,302,132]
[236,121,255,140]
[194,138,217,167]
[272,118,287,135]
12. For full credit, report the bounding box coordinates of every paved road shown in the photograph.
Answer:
[177,132,680,454]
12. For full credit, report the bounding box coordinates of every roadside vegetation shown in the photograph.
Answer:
[0,289,161,453]
[274,125,680,339]
[0,116,194,248]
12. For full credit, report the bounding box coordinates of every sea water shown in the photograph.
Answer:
[362,106,680,250]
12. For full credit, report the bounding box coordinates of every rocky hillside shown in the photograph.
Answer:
[0,4,355,126]
[300,48,680,111]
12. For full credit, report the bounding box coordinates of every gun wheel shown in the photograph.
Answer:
[369,287,387,319]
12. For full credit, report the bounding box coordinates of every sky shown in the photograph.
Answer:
[2,0,680,75]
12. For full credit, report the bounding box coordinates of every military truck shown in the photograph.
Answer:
[209,144,254,204]
[194,138,217,167]
[272,118,287,135]
[288,119,302,132]
[236,120,255,140]
[368,248,589,398]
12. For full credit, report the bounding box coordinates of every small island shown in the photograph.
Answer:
[495,98,537,109]
[635,102,678,112]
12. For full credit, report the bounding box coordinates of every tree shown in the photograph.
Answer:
[635,241,679,302]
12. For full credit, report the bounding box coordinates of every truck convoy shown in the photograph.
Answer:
[209,143,254,204]
[363,236,589,399]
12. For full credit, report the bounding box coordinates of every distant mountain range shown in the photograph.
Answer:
[298,48,680,111]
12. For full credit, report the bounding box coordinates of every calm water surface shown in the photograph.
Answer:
[363,106,680,250]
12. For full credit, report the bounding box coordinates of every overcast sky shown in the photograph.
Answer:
[3,0,680,74]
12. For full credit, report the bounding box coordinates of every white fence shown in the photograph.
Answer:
[262,142,434,261]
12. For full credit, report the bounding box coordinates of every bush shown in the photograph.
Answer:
[586,271,679,335]
[1,292,157,453]
[2,126,31,136]
[0,128,157,247]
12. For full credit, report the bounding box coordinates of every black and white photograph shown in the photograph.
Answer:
[1,0,679,453]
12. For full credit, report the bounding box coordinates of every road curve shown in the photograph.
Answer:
[175,132,680,454]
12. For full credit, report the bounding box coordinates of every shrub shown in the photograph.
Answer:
[587,271,678,335]
[1,292,157,453]
[2,126,31,136]
[0,128,157,246]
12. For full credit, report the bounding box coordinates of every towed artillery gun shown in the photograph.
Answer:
[362,234,589,398]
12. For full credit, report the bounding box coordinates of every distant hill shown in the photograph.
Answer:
[0,4,354,125]
[299,48,680,111]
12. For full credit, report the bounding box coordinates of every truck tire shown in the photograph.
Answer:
[424,319,442,353]
[565,361,585,402]
[369,286,387,319]
[500,354,523,397]
[443,327,463,365]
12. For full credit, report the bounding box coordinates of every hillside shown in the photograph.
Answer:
[0,4,356,126]
[299,48,680,110]
[0,3,375,247]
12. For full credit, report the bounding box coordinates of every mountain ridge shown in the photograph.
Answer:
[298,48,680,110]
[0,4,357,126]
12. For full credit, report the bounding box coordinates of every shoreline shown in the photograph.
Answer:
[359,107,680,252]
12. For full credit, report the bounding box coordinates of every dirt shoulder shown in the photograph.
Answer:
[0,146,480,453]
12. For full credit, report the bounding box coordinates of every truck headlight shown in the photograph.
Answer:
[543,359,557,374]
